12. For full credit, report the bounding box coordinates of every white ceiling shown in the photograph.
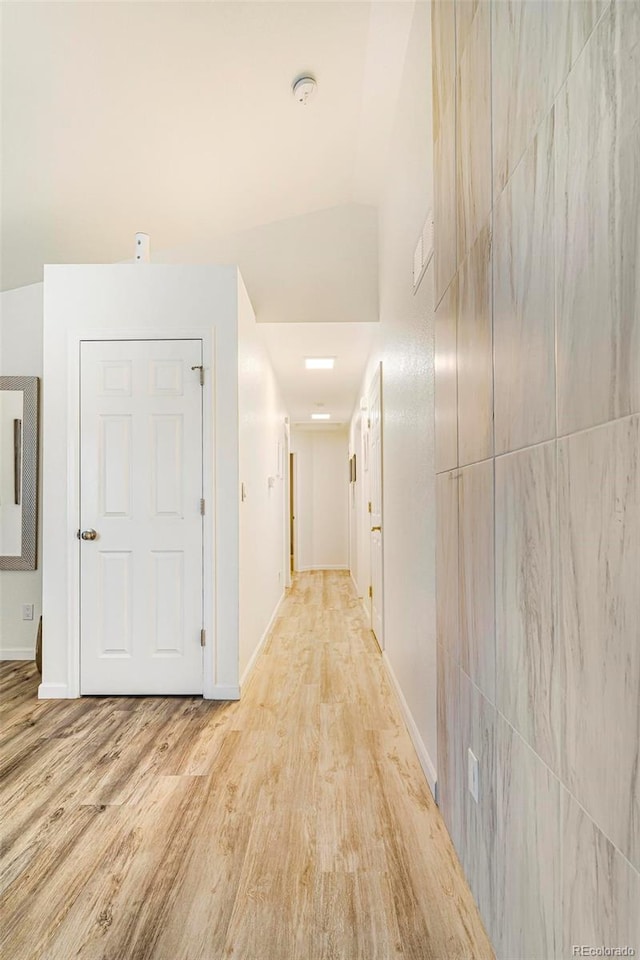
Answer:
[153,202,380,324]
[259,321,379,423]
[1,1,415,292]
[1,1,418,424]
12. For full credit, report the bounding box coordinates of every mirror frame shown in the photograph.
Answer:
[0,376,40,570]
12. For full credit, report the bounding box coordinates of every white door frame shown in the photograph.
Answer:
[64,329,217,699]
[290,451,299,574]
[368,362,384,649]
[283,419,291,589]
[79,338,205,695]
[348,416,361,595]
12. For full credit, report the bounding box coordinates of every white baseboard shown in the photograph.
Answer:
[382,652,437,798]
[208,684,240,700]
[38,682,71,699]
[349,571,362,598]
[0,649,35,661]
[39,682,240,700]
[361,596,371,625]
[297,565,349,572]
[240,590,285,691]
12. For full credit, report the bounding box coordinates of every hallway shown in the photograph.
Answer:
[0,572,492,960]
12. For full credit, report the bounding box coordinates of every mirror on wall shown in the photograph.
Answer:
[0,376,40,570]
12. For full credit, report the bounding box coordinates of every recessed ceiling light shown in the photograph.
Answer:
[305,357,335,370]
[311,413,331,420]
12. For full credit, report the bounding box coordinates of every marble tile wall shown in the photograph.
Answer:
[456,224,493,466]
[434,94,457,305]
[558,415,640,870]
[432,0,457,304]
[434,278,458,474]
[435,471,459,663]
[436,640,462,852]
[562,792,640,955]
[432,0,640,955]
[436,467,463,849]
[454,0,479,67]
[456,1,491,263]
[496,718,562,960]
[459,670,497,942]
[555,0,640,436]
[495,441,562,777]
[493,112,555,455]
[491,0,608,199]
[458,459,494,703]
[431,0,455,142]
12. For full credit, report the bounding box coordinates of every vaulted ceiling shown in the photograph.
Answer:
[1,1,415,292]
[2,1,425,425]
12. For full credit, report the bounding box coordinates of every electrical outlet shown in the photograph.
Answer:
[22,603,34,621]
[468,748,479,804]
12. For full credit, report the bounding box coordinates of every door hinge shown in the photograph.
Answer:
[200,498,205,515]
[368,585,373,599]
[368,501,372,513]
[191,365,205,386]
[200,628,206,647]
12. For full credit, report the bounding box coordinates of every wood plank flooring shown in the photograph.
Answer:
[0,571,494,960]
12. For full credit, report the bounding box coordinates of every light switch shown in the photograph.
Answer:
[22,603,34,621]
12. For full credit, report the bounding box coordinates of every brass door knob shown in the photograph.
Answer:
[81,529,98,541]
[371,526,382,532]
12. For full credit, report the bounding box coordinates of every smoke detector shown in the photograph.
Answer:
[292,75,317,105]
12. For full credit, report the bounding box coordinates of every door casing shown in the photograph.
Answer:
[368,362,384,649]
[79,338,205,695]
[63,330,217,698]
[283,420,291,589]
[289,452,298,574]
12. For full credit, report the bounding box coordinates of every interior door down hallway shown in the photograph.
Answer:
[368,363,384,648]
[79,338,204,695]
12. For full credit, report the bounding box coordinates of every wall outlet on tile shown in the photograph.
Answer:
[21,603,34,621]
[468,748,479,804]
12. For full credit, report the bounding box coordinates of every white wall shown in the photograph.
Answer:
[41,264,240,698]
[237,275,288,682]
[154,204,379,326]
[0,283,44,658]
[2,266,290,695]
[352,0,437,788]
[291,426,349,572]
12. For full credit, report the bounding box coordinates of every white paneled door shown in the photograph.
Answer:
[80,340,204,695]
[369,363,384,648]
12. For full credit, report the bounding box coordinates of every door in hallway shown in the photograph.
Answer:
[79,339,204,695]
[289,452,295,573]
[368,363,384,647]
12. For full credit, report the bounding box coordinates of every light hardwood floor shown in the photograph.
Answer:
[0,571,494,960]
